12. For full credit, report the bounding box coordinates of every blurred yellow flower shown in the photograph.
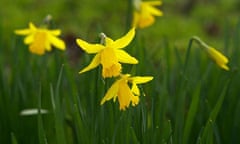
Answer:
[76,28,138,78]
[100,74,153,110]
[15,22,66,55]
[192,36,229,71]
[132,0,163,29]
[206,47,229,71]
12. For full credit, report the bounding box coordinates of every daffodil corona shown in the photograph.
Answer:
[15,22,66,55]
[132,0,163,29]
[76,28,138,78]
[100,74,153,110]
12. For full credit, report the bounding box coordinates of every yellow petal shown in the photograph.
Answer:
[138,14,155,28]
[15,29,32,35]
[115,49,138,64]
[207,47,229,71]
[76,39,105,54]
[220,65,229,71]
[15,22,37,35]
[45,41,52,51]
[24,34,34,44]
[49,29,61,36]
[100,80,120,105]
[131,83,140,96]
[208,47,228,63]
[144,4,163,16]
[48,33,66,50]
[111,28,135,49]
[105,37,114,46]
[79,53,101,74]
[118,80,133,110]
[29,22,37,31]
[130,76,153,84]
[132,11,140,28]
[131,95,140,106]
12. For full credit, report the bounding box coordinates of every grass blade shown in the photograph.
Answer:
[11,132,18,144]
[38,84,48,144]
[183,83,201,144]
[201,79,230,143]
[50,65,67,144]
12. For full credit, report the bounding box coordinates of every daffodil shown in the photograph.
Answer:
[100,74,153,110]
[192,36,229,71]
[132,0,163,29]
[76,28,138,78]
[15,22,66,55]
[205,47,229,71]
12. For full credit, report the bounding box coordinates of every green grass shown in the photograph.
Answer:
[1,0,240,143]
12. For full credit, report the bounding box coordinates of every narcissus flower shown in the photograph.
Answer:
[205,47,229,71]
[132,0,163,29]
[15,22,66,55]
[100,74,153,110]
[192,36,229,71]
[76,28,138,78]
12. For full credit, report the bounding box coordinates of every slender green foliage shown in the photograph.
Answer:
[38,85,48,144]
[183,84,201,144]
[50,65,67,144]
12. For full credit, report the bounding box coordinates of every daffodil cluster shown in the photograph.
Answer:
[76,28,153,110]
[13,0,229,112]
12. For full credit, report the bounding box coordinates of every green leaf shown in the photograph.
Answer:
[11,132,18,144]
[50,65,67,144]
[183,84,201,144]
[201,80,230,143]
[38,84,48,144]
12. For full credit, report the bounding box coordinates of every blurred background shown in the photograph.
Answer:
[1,0,239,43]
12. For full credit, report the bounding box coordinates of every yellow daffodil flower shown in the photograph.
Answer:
[76,28,138,78]
[100,74,153,110]
[206,47,229,71]
[192,36,229,71]
[15,22,66,55]
[132,0,163,29]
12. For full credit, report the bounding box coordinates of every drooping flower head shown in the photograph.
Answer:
[15,22,66,55]
[76,28,138,78]
[206,47,229,71]
[100,74,153,110]
[132,0,163,29]
[192,36,229,71]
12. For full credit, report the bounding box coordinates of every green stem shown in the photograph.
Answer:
[126,0,133,31]
[191,36,210,49]
[183,37,194,74]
